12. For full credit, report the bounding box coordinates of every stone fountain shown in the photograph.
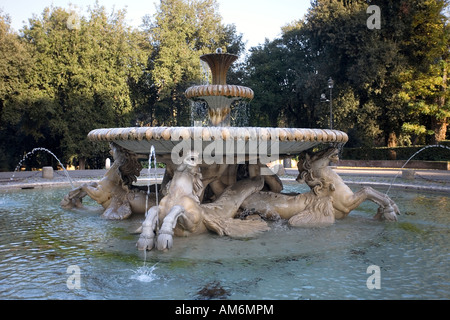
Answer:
[61,49,400,251]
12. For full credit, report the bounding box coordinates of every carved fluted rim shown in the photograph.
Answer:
[88,127,348,144]
[185,85,254,101]
[200,53,238,85]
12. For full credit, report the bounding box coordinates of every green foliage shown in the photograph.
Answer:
[18,5,149,168]
[244,39,291,127]
[0,11,36,169]
[0,1,244,170]
[0,5,152,170]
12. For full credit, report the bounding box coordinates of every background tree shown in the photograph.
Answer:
[242,0,449,148]
[244,39,290,127]
[296,0,412,147]
[16,4,148,169]
[399,0,449,144]
[0,11,35,169]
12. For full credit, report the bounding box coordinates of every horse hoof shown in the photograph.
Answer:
[136,235,155,251]
[383,210,398,222]
[60,195,82,209]
[376,206,398,222]
[156,233,173,251]
[60,197,71,208]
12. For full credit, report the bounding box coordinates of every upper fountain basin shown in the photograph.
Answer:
[185,84,254,101]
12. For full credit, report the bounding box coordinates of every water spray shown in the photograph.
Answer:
[10,147,75,188]
[386,144,450,196]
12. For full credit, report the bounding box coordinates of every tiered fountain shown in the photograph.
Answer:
[185,48,254,127]
[62,49,399,251]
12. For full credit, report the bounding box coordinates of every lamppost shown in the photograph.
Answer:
[320,77,334,129]
[328,77,334,130]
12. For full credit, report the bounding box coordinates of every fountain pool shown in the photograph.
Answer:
[1,183,448,300]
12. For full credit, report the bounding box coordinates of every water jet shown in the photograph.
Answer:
[10,147,75,188]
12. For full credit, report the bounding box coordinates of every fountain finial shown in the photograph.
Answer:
[199,51,238,85]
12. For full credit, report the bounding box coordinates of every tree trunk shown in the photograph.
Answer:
[387,131,397,160]
[78,157,86,170]
[431,117,448,144]
[387,131,397,147]
[432,61,448,144]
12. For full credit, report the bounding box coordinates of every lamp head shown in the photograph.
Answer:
[328,77,334,89]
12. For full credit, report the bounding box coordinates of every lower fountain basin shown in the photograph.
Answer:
[0,184,448,299]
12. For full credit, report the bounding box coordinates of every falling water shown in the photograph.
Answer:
[145,145,159,217]
[386,144,450,195]
[200,59,211,85]
[141,146,160,268]
[150,145,159,207]
[335,142,347,160]
[230,100,250,127]
[190,100,208,127]
[10,147,74,188]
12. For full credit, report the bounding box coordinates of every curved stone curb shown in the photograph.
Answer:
[280,177,450,194]
[0,180,94,190]
[344,180,450,194]
[3,176,448,195]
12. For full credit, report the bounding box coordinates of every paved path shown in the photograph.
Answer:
[0,168,166,190]
[1,166,449,193]
[285,167,450,193]
[286,167,450,182]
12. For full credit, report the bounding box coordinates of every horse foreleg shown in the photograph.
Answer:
[60,186,89,209]
[339,187,399,221]
[156,205,185,251]
[81,183,114,207]
[137,206,159,251]
[366,187,400,221]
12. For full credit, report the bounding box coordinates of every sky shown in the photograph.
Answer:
[0,0,310,50]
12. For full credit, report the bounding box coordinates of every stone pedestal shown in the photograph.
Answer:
[105,158,111,169]
[42,166,54,179]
